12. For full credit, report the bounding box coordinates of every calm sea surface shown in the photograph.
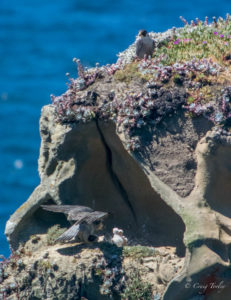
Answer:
[1,0,231,256]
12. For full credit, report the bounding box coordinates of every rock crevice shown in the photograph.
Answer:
[95,119,137,222]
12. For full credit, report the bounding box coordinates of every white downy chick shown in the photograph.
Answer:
[112,227,128,247]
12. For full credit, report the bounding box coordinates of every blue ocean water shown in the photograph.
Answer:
[1,0,231,257]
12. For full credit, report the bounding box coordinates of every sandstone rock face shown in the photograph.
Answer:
[3,104,231,299]
[5,105,187,253]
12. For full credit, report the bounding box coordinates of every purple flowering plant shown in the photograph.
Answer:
[51,15,231,150]
[155,14,231,65]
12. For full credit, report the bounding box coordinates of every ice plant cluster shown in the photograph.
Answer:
[104,59,124,75]
[51,15,231,150]
[73,58,100,89]
[51,55,223,150]
[185,87,231,126]
[138,57,222,83]
[213,87,231,124]
[173,58,222,75]
[90,252,125,296]
[52,66,187,150]
[99,266,125,295]
[185,102,213,118]
[51,61,101,123]
[51,58,127,123]
[154,14,231,65]
[97,86,186,150]
[0,255,7,285]
[0,251,23,299]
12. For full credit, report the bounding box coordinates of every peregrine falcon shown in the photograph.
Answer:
[136,29,155,59]
[41,204,108,243]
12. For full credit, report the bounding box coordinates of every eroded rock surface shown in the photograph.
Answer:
[3,103,231,299]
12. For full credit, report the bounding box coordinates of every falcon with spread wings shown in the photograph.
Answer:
[41,204,108,243]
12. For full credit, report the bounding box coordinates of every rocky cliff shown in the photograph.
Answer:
[2,18,231,300]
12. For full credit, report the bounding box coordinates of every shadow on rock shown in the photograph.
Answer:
[57,242,124,300]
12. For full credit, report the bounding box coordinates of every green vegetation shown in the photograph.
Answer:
[37,259,52,271]
[94,268,103,277]
[46,224,67,245]
[114,62,151,83]
[187,84,221,105]
[121,269,153,300]
[187,96,195,104]
[123,245,156,259]
[156,22,231,65]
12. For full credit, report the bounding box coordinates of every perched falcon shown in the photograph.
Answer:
[41,204,108,243]
[136,29,155,59]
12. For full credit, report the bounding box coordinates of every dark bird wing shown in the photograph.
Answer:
[68,211,108,224]
[55,222,80,243]
[55,212,108,243]
[41,205,107,222]
[67,207,93,221]
[84,211,108,224]
[136,39,144,57]
[41,205,93,215]
[70,211,94,223]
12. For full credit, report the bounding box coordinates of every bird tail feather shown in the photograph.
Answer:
[55,223,80,243]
